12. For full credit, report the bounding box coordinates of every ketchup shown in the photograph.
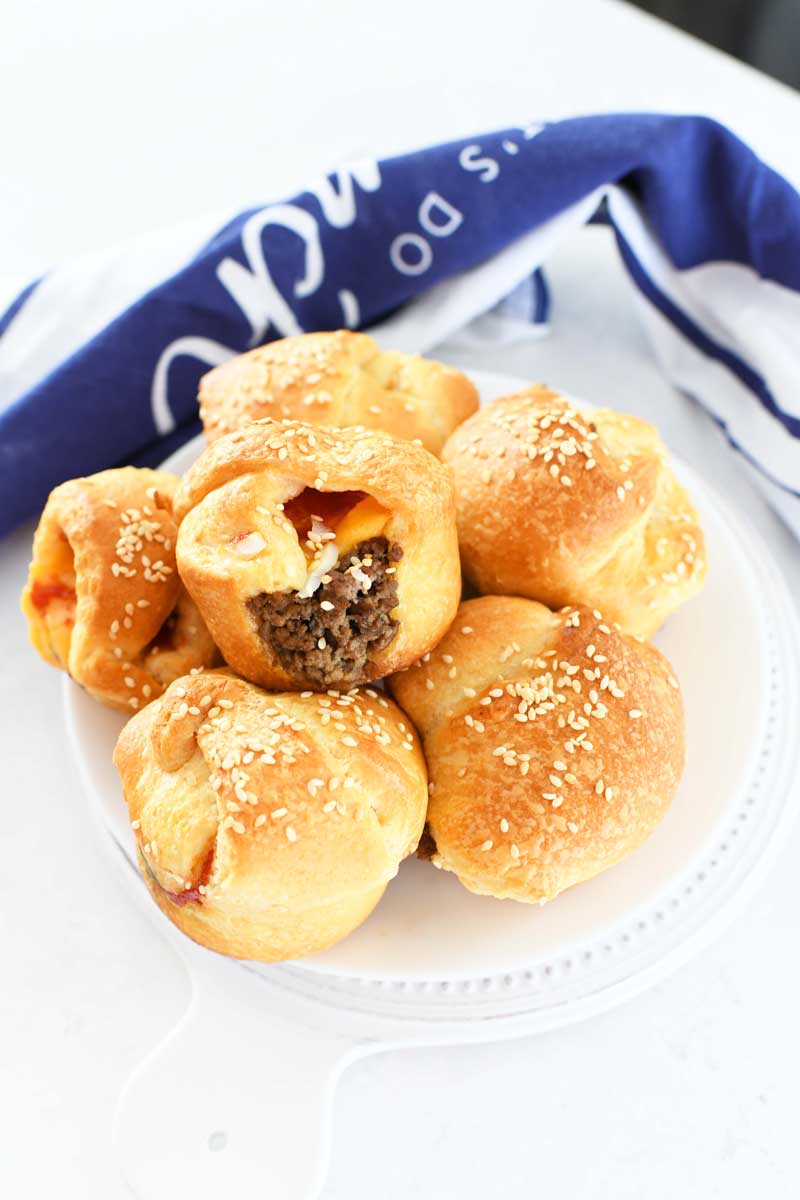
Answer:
[30,579,76,611]
[146,843,215,907]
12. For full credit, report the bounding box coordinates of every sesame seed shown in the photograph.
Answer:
[629,709,643,719]
[461,626,473,635]
[480,840,493,851]
[255,814,266,827]
[510,844,520,859]
[286,826,297,842]
[271,807,288,819]
[500,818,509,833]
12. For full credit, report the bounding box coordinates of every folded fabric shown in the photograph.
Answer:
[1,112,799,538]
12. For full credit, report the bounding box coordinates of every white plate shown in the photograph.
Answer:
[66,369,800,994]
[66,369,800,1200]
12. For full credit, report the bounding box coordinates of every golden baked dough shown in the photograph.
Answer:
[390,595,684,904]
[113,670,428,961]
[199,330,478,454]
[21,467,218,712]
[174,417,461,690]
[442,387,706,639]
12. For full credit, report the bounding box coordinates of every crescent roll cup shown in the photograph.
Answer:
[390,596,685,904]
[113,671,428,960]
[442,387,707,639]
[21,467,217,712]
[199,330,479,455]
[174,418,462,691]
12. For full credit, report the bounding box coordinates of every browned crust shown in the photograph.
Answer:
[441,387,707,639]
[21,467,218,712]
[198,330,478,455]
[390,595,685,903]
[113,670,428,961]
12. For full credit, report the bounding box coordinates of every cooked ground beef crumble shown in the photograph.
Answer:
[248,537,403,687]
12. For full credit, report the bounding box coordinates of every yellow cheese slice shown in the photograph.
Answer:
[334,496,389,555]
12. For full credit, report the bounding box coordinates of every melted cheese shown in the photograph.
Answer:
[333,496,389,554]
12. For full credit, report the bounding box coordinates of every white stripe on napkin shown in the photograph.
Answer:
[607,188,800,493]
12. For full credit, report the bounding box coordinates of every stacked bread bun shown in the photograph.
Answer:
[390,596,684,903]
[198,330,478,455]
[23,333,706,962]
[173,417,460,690]
[114,671,427,959]
[21,468,218,711]
[442,386,706,639]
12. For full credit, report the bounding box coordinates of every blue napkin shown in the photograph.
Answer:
[1,113,799,538]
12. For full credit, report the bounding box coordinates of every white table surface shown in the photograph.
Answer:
[3,1,800,1196]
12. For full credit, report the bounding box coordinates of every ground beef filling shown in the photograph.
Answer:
[248,537,403,687]
[416,825,437,861]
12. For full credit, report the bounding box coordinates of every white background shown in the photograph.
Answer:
[2,1,800,1196]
